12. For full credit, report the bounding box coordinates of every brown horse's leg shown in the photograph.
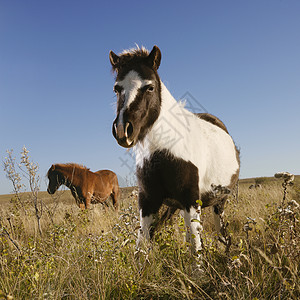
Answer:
[110,192,118,210]
[71,190,85,210]
[103,199,109,212]
[85,192,92,209]
[110,184,119,210]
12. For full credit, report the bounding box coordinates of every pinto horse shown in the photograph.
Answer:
[109,46,240,254]
[47,163,119,210]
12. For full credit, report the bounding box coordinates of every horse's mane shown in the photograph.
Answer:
[47,163,90,177]
[59,163,90,171]
[47,163,92,188]
[111,46,149,72]
[121,45,149,56]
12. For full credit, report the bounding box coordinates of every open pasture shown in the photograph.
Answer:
[0,177,299,299]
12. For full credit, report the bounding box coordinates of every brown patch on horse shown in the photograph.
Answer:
[47,163,119,210]
[195,113,229,134]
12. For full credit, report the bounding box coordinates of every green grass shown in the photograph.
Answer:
[0,177,299,299]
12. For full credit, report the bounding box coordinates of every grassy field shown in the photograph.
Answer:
[0,176,299,299]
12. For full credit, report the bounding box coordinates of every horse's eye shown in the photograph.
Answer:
[114,85,122,94]
[146,85,154,92]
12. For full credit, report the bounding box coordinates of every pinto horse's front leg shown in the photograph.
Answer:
[136,191,163,250]
[183,205,203,255]
[136,211,155,249]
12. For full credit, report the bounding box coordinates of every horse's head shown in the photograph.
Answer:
[47,164,63,194]
[109,46,162,148]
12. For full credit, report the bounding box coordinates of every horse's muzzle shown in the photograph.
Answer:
[47,187,54,194]
[112,121,134,148]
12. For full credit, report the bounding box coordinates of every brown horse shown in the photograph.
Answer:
[47,163,119,210]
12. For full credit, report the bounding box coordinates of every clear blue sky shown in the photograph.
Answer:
[1,0,299,194]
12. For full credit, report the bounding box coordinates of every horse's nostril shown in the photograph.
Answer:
[113,122,117,137]
[125,122,133,138]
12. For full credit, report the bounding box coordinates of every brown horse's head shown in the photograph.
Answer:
[109,46,162,148]
[47,164,64,194]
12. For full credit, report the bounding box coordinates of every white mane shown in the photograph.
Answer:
[121,44,149,55]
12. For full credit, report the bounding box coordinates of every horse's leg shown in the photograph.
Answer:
[114,181,120,210]
[85,192,92,209]
[183,205,203,255]
[110,185,119,210]
[212,202,225,233]
[153,206,178,233]
[103,199,110,211]
[137,212,154,247]
[110,193,118,210]
[213,197,231,252]
[70,187,84,209]
[136,192,163,249]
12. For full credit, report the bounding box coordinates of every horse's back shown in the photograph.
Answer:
[93,169,119,190]
[95,169,118,182]
[195,113,229,134]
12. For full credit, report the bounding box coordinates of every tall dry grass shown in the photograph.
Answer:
[0,150,299,299]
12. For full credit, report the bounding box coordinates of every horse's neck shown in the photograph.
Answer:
[159,80,195,128]
[135,81,196,165]
[59,165,83,187]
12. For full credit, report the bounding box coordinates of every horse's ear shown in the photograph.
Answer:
[147,45,161,70]
[47,164,55,177]
[109,50,120,71]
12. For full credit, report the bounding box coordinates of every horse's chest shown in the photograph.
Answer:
[136,150,200,210]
